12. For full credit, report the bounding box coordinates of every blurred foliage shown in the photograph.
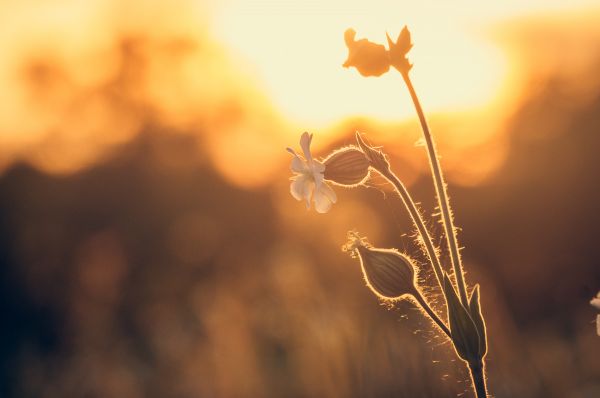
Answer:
[1,3,600,398]
[2,75,600,396]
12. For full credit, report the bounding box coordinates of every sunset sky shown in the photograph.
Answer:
[213,0,598,123]
[0,0,599,186]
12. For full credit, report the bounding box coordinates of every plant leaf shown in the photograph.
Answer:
[468,284,487,357]
[443,273,481,362]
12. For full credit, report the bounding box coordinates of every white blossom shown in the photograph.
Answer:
[286,132,337,213]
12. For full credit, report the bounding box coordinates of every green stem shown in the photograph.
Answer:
[468,360,488,398]
[401,71,469,306]
[376,167,445,294]
[411,288,451,338]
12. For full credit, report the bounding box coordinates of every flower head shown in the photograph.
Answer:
[287,132,337,213]
[343,26,414,77]
[343,28,390,77]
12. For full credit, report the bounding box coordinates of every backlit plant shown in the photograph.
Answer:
[286,26,490,397]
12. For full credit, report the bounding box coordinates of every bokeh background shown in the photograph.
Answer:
[1,1,600,397]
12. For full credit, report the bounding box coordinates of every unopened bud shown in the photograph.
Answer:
[323,146,370,186]
[343,231,416,300]
[355,132,390,173]
[442,274,483,362]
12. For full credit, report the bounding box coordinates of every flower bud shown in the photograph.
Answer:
[343,232,416,300]
[323,146,370,186]
[355,132,390,173]
[442,274,484,362]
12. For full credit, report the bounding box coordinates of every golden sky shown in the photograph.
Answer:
[0,0,599,187]
[213,0,598,124]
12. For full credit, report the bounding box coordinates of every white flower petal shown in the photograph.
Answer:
[290,176,315,209]
[300,132,313,162]
[311,159,325,173]
[591,295,600,311]
[290,177,307,201]
[304,180,315,208]
[311,160,326,189]
[287,148,308,173]
[291,156,307,174]
[320,181,337,203]
[313,182,337,213]
[313,193,333,213]
[313,171,324,188]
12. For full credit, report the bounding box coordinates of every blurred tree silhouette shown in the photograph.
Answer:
[1,6,600,398]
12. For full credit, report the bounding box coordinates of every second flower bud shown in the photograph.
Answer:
[343,231,417,300]
[323,146,370,187]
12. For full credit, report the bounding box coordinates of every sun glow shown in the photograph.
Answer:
[212,0,597,127]
[0,0,598,188]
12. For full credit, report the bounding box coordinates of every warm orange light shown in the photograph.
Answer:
[0,0,598,188]
[209,0,599,187]
[212,0,600,127]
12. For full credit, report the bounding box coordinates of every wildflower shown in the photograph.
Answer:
[287,132,337,213]
[323,146,370,186]
[343,231,416,300]
[343,29,390,77]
